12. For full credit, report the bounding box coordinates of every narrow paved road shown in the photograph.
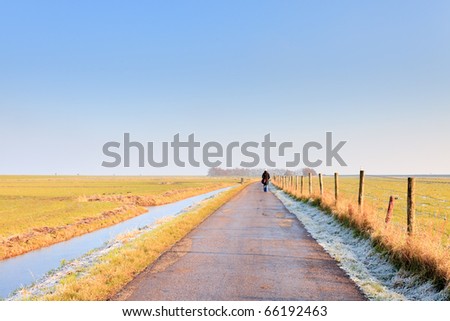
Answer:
[114,183,365,300]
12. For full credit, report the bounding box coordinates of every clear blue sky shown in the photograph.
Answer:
[1,0,449,175]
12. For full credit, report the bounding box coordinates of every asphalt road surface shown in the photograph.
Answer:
[114,183,365,301]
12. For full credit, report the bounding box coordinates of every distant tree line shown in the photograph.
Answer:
[207,167,317,177]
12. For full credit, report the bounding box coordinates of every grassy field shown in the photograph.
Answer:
[0,176,238,260]
[321,176,450,243]
[273,175,450,290]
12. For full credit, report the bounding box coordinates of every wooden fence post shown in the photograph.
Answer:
[240,177,244,184]
[334,172,339,205]
[385,195,396,225]
[407,177,416,236]
[301,176,304,195]
[308,173,312,195]
[358,170,365,210]
[319,173,323,196]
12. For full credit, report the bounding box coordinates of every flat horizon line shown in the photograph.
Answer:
[0,173,449,177]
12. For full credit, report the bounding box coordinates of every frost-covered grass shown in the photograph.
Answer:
[7,218,173,301]
[273,189,448,301]
[273,176,450,297]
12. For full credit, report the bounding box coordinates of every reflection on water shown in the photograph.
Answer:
[0,187,230,298]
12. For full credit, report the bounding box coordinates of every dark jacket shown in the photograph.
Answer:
[261,171,270,185]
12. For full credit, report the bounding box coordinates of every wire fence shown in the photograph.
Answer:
[272,172,450,247]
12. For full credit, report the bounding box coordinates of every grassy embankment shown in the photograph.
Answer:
[34,181,249,300]
[0,176,237,260]
[273,176,450,293]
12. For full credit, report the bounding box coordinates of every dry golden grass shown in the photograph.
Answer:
[37,182,249,301]
[321,176,450,242]
[273,178,450,293]
[0,176,237,260]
